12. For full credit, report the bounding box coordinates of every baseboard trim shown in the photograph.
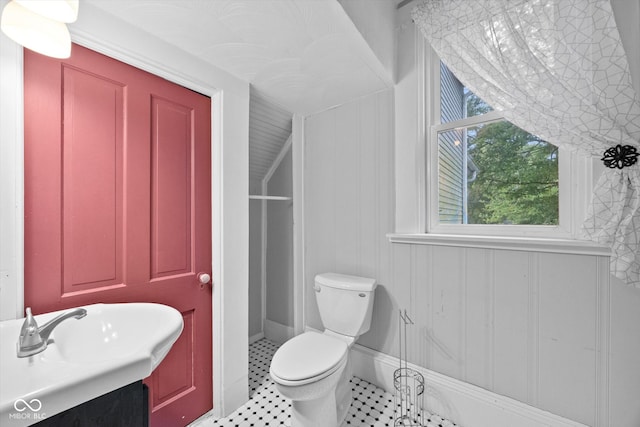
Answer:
[350,344,589,427]
[264,319,294,345]
[249,332,264,344]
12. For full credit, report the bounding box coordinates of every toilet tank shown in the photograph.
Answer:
[314,273,377,338]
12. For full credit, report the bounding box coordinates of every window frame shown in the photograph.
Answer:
[423,45,590,240]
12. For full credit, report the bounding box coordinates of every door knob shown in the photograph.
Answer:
[198,273,211,285]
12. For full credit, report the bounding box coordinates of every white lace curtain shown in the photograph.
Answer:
[412,0,640,287]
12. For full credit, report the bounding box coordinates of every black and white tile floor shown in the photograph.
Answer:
[190,338,458,427]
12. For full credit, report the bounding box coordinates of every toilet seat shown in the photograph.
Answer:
[270,331,348,386]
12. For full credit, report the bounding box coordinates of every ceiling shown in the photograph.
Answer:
[83,0,394,116]
[80,0,395,183]
[249,88,292,184]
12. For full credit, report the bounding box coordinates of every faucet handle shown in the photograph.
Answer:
[18,307,43,349]
[20,308,38,336]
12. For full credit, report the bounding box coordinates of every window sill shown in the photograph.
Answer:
[387,233,611,256]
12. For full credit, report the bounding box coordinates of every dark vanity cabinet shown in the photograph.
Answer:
[35,381,148,427]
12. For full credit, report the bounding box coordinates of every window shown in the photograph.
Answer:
[426,56,587,239]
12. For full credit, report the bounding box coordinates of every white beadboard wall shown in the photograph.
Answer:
[303,88,640,427]
[266,149,295,329]
[304,89,395,336]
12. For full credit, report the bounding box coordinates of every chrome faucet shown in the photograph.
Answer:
[17,307,87,358]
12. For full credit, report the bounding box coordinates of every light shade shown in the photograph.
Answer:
[1,1,71,58]
[15,0,78,23]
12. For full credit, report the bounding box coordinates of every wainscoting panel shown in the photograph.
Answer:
[538,253,598,425]
[609,275,640,426]
[428,245,465,381]
[463,248,493,393]
[334,101,360,275]
[378,243,606,427]
[492,250,531,404]
[304,107,336,327]
[304,89,395,354]
[350,342,590,427]
[302,88,623,426]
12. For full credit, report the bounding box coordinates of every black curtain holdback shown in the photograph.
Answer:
[601,144,639,169]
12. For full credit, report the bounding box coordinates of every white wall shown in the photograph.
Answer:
[302,4,640,421]
[304,89,395,337]
[249,179,263,339]
[0,1,250,417]
[0,19,23,322]
[338,0,396,82]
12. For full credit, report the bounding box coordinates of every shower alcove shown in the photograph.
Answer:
[248,88,298,346]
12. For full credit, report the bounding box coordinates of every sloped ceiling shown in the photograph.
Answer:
[249,88,292,184]
[82,0,394,116]
[82,0,396,181]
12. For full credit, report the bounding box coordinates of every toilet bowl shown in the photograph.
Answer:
[269,273,377,427]
[270,331,349,427]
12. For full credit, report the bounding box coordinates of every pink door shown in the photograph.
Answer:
[24,44,213,426]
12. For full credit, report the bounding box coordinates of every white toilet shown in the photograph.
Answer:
[269,272,377,427]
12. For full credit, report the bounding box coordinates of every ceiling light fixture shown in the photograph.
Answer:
[15,0,78,23]
[1,0,78,59]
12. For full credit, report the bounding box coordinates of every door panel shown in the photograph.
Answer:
[149,311,195,410]
[62,65,125,294]
[24,44,212,426]
[151,96,193,279]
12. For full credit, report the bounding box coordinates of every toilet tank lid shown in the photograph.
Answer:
[315,273,377,292]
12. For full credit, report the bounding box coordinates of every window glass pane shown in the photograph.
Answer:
[438,121,559,225]
[440,62,492,124]
[438,128,466,223]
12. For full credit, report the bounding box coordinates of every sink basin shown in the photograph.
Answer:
[0,303,183,426]
[47,303,182,368]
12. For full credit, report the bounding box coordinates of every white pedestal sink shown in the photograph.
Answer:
[0,303,183,426]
